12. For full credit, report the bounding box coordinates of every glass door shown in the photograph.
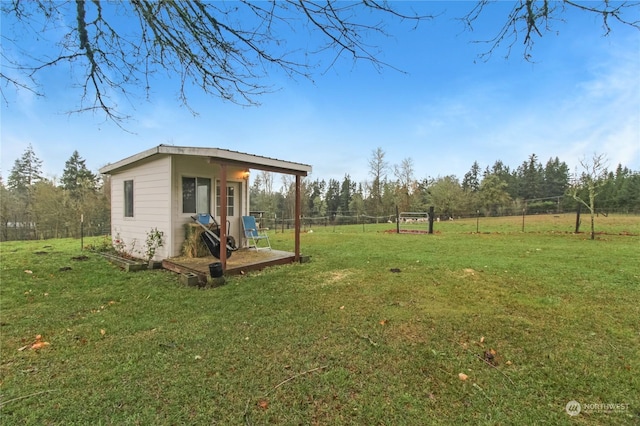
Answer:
[216,182,241,245]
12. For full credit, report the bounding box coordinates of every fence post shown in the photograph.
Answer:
[80,214,84,251]
[428,206,434,234]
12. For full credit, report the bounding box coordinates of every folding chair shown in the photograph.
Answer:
[242,215,271,251]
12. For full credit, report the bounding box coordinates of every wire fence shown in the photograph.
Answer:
[3,206,637,242]
[260,208,640,235]
[0,222,111,242]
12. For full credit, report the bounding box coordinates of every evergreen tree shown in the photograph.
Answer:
[617,172,640,211]
[609,164,632,209]
[349,183,366,216]
[543,157,570,198]
[307,179,326,216]
[490,160,517,198]
[339,174,355,214]
[462,161,481,193]
[325,179,341,217]
[61,150,97,197]
[6,144,43,239]
[7,144,42,193]
[602,166,640,211]
[516,153,544,200]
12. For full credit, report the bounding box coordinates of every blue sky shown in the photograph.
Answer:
[1,2,639,188]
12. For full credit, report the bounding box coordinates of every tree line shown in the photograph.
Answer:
[1,145,638,241]
[1,145,110,241]
[251,148,640,223]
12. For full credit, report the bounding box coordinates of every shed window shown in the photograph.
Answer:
[216,184,235,217]
[183,177,211,214]
[124,180,134,217]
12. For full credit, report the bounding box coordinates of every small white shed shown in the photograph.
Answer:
[99,145,311,267]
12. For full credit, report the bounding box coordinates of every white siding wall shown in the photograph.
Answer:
[110,155,172,260]
[170,156,247,257]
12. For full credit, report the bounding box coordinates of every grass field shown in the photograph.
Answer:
[1,214,639,425]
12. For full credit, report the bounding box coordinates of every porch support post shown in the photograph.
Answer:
[294,174,302,261]
[219,163,228,271]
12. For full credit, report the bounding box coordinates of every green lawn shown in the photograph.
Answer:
[1,215,639,425]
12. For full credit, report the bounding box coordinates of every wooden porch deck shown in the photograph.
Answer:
[162,248,297,281]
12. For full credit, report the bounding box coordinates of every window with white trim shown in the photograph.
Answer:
[182,177,211,214]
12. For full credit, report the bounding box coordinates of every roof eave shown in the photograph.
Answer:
[99,145,311,176]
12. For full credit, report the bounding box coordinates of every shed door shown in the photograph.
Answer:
[215,182,241,243]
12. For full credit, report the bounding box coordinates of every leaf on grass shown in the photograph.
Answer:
[31,341,50,350]
[458,372,468,381]
[258,399,269,409]
[379,319,388,325]
[23,335,50,350]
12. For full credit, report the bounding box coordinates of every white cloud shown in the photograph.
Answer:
[405,40,639,179]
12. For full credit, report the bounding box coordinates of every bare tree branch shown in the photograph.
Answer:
[1,1,637,124]
[460,0,639,62]
[569,153,609,240]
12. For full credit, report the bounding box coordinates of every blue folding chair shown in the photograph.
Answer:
[241,215,271,251]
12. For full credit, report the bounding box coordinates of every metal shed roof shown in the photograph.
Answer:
[99,144,312,176]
